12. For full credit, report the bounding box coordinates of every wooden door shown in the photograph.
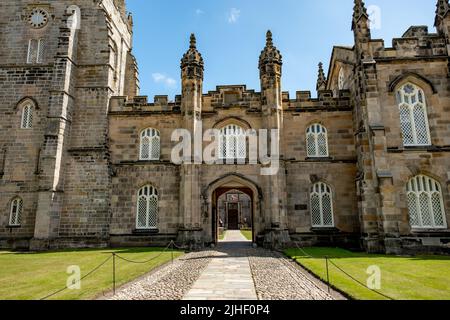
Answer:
[227,203,239,230]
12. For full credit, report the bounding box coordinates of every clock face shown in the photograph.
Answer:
[28,8,49,28]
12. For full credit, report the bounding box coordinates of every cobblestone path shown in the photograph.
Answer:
[107,231,340,300]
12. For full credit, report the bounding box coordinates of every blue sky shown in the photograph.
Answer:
[126,0,436,100]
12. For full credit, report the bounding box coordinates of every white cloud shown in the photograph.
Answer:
[227,8,240,24]
[152,73,177,88]
[195,9,204,15]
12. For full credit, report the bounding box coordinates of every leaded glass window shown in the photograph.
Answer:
[140,128,160,160]
[396,83,431,146]
[136,185,158,230]
[310,182,334,227]
[306,124,329,158]
[9,198,23,226]
[219,125,247,160]
[406,175,446,229]
[21,104,33,129]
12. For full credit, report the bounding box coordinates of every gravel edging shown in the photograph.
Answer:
[105,250,216,300]
[248,248,337,300]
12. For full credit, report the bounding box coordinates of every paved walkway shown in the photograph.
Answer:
[183,231,256,300]
[106,230,340,300]
[222,229,249,242]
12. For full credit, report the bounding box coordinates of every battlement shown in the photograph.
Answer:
[284,89,352,111]
[109,95,180,113]
[365,26,448,60]
[109,87,352,114]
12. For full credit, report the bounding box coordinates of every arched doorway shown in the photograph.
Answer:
[214,188,253,242]
[204,174,262,244]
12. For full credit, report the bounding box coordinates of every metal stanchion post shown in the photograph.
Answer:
[325,256,330,293]
[112,253,116,296]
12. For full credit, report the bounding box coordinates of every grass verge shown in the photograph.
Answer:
[240,230,253,241]
[0,247,183,300]
[284,247,450,300]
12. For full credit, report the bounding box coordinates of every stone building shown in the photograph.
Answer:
[0,0,449,254]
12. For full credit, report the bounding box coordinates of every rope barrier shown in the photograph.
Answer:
[40,240,182,299]
[40,255,112,300]
[292,241,396,300]
[114,241,173,264]
[326,259,395,300]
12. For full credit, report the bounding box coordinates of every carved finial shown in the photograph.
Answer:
[266,30,273,47]
[352,0,368,25]
[316,62,327,91]
[190,33,197,49]
[436,0,450,28]
[259,30,282,70]
[437,0,450,17]
[181,33,204,73]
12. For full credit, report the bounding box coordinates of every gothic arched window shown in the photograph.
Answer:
[21,104,34,129]
[140,128,160,161]
[310,182,334,228]
[9,197,23,226]
[136,185,158,230]
[306,124,329,158]
[406,175,446,229]
[396,83,431,147]
[219,125,247,160]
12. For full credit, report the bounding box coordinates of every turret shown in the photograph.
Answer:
[180,34,204,118]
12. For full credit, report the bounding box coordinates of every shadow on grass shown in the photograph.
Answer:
[284,247,450,262]
[0,247,182,256]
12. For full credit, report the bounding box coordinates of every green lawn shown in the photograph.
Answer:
[285,247,450,300]
[240,230,253,241]
[0,247,183,300]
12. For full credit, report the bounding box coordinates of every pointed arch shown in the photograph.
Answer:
[388,72,437,94]
[15,97,39,110]
[204,173,263,199]
[212,117,252,130]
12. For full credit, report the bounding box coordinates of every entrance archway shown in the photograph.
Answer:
[203,174,262,244]
[215,187,253,241]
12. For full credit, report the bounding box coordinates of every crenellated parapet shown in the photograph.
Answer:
[364,26,448,60]
[109,86,352,115]
[109,95,181,114]
[283,90,352,111]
